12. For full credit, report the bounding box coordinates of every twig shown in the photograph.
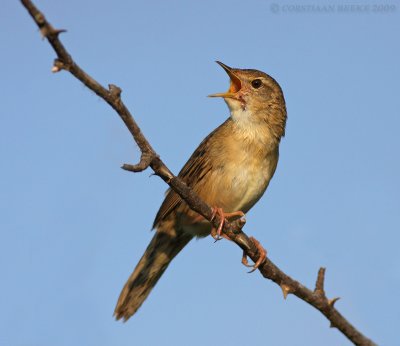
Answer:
[20,1,377,345]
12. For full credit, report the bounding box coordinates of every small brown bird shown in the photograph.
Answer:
[114,61,287,321]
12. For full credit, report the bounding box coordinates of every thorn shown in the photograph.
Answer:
[51,65,61,73]
[53,28,67,35]
[330,322,336,329]
[328,297,340,308]
[280,284,291,299]
[52,59,65,72]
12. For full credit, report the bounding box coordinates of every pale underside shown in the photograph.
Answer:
[154,111,279,238]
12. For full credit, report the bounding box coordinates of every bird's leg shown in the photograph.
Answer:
[241,236,267,273]
[210,207,245,241]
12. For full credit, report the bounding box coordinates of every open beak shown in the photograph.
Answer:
[208,61,242,99]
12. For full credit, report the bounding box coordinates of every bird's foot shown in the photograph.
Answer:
[210,207,245,241]
[241,236,267,273]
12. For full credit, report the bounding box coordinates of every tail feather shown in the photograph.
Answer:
[114,225,192,321]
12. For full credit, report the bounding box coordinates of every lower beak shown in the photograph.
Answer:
[208,61,242,99]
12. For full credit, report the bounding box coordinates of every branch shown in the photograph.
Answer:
[21,1,376,345]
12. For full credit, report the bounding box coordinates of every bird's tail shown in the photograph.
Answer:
[114,223,192,321]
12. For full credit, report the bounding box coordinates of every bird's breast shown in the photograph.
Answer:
[179,121,280,238]
[223,148,278,213]
[203,133,279,214]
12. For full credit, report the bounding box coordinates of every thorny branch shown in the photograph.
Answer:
[21,1,376,345]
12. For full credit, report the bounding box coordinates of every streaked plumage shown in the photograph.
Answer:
[114,62,287,320]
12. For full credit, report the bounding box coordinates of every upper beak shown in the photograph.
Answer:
[208,61,242,99]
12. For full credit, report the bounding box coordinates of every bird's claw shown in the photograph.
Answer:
[241,236,267,273]
[210,207,245,241]
[210,207,225,241]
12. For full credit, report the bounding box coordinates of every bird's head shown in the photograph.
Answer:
[209,61,287,139]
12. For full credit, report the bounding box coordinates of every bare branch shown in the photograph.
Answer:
[20,1,377,345]
[122,152,155,173]
[314,267,326,296]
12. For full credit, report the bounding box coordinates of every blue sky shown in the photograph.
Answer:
[2,0,399,345]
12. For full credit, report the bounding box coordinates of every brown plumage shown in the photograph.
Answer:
[114,62,287,321]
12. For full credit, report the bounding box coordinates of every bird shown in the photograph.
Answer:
[114,61,287,321]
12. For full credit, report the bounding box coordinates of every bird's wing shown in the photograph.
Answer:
[152,120,228,228]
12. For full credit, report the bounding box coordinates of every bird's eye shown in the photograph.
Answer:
[251,79,262,89]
